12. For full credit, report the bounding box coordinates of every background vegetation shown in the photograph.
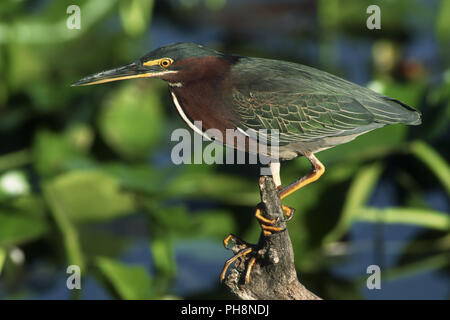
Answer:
[0,0,448,299]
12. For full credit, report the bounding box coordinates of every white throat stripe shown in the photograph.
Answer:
[170,91,211,141]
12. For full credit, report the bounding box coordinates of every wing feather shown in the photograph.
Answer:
[232,90,376,143]
[230,57,421,144]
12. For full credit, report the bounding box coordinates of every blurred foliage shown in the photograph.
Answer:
[0,0,449,300]
[99,83,165,159]
[95,256,154,299]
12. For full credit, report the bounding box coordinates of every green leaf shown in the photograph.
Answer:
[119,0,154,37]
[150,206,192,233]
[166,168,258,206]
[105,163,168,194]
[0,196,49,247]
[33,130,76,176]
[0,247,6,275]
[324,163,383,244]
[353,207,450,231]
[96,256,154,300]
[0,0,118,44]
[192,210,237,239]
[147,206,235,278]
[44,170,135,224]
[0,213,49,247]
[354,252,449,286]
[7,43,46,91]
[80,229,132,259]
[98,83,165,160]
[436,0,450,41]
[381,253,448,282]
[43,170,135,269]
[32,129,94,177]
[0,150,30,173]
[410,140,450,195]
[379,80,426,110]
[150,237,176,279]
[149,204,236,238]
[44,182,84,269]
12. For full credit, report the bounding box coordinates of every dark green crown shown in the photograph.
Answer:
[140,42,224,63]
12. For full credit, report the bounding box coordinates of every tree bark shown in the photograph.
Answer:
[223,176,321,300]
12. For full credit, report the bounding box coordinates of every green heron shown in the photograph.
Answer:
[73,42,421,282]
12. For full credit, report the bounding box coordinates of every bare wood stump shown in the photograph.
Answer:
[223,176,321,300]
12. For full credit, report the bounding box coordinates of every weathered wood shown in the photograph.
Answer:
[223,176,321,300]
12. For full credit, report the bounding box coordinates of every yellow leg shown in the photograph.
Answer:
[220,247,253,282]
[220,155,325,284]
[245,257,257,284]
[279,153,325,200]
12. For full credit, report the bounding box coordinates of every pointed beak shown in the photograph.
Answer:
[71,62,162,86]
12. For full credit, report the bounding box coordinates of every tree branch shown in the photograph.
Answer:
[223,176,321,300]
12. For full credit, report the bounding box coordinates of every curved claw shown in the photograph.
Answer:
[223,234,248,250]
[282,205,295,222]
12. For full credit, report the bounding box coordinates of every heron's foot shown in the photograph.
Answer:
[220,234,258,284]
[254,204,287,236]
[255,204,295,236]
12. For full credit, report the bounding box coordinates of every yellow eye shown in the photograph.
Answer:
[160,58,172,68]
